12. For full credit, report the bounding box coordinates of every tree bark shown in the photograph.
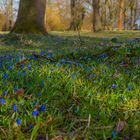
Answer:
[118,0,124,31]
[92,0,102,32]
[11,0,47,34]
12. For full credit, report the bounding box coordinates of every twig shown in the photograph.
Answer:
[83,114,91,136]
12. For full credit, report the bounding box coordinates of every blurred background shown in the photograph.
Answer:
[0,0,140,32]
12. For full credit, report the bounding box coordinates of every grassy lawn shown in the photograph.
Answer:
[0,31,140,139]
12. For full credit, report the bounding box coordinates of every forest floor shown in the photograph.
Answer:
[0,31,140,139]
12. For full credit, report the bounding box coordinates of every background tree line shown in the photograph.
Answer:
[0,0,140,33]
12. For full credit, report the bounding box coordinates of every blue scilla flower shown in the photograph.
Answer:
[29,125,33,129]
[72,74,76,79]
[112,83,117,89]
[3,73,8,79]
[16,118,22,125]
[37,93,41,97]
[127,85,131,91]
[47,53,52,58]
[2,82,7,86]
[57,63,62,67]
[8,65,13,70]
[28,55,33,59]
[32,110,39,116]
[13,87,18,91]
[51,68,55,71]
[99,54,108,59]
[40,51,45,55]
[28,65,32,70]
[8,55,13,60]
[39,104,46,111]
[40,81,44,86]
[0,98,6,104]
[61,59,66,64]
[13,104,17,111]
[21,63,25,68]
[3,91,7,96]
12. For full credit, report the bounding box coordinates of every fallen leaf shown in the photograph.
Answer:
[51,136,63,140]
[115,120,126,133]
[16,88,24,96]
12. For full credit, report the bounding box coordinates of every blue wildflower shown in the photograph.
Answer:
[47,53,52,58]
[51,68,55,71]
[0,98,6,104]
[32,110,39,116]
[40,81,44,86]
[57,63,62,67]
[16,118,22,125]
[21,63,25,68]
[2,82,6,86]
[40,51,45,55]
[72,74,76,79]
[13,104,17,111]
[61,59,66,64]
[39,104,46,111]
[3,73,8,79]
[127,85,131,91]
[3,91,7,96]
[29,125,33,129]
[28,65,32,70]
[13,87,18,91]
[8,65,13,70]
[112,83,117,89]
[28,55,33,59]
[37,93,41,97]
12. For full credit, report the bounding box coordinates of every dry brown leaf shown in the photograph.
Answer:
[51,136,63,140]
[16,88,24,96]
[115,120,126,133]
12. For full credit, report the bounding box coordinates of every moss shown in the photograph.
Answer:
[13,23,46,34]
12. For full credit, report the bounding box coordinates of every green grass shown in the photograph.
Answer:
[0,31,140,139]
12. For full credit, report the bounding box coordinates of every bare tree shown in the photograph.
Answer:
[69,0,85,31]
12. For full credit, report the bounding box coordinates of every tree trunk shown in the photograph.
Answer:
[118,0,124,31]
[69,0,85,31]
[11,0,47,34]
[92,0,102,32]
